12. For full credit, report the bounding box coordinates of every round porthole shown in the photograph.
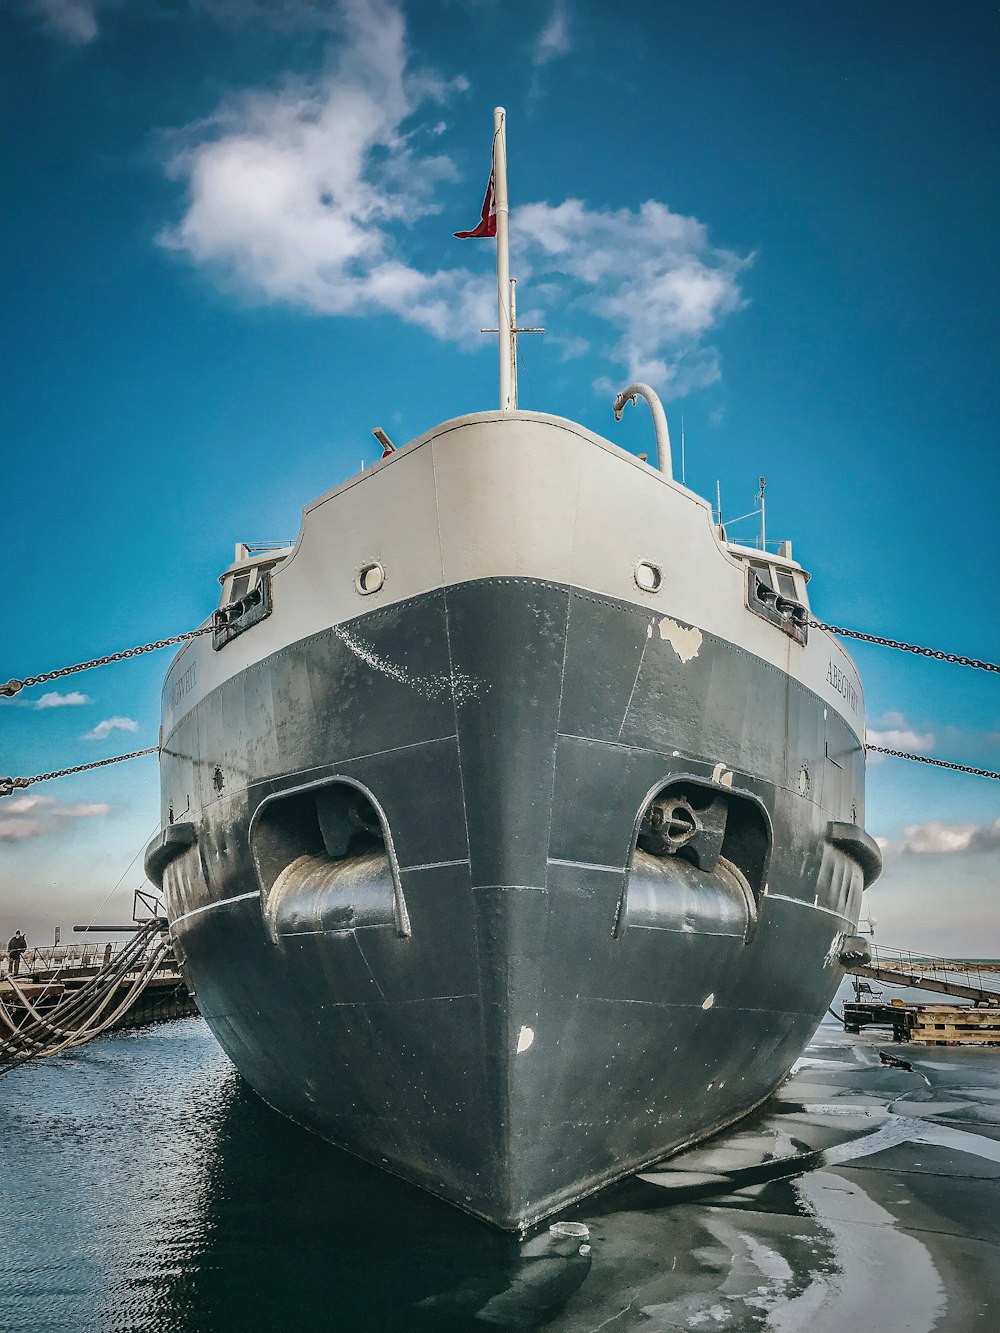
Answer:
[634,560,662,593]
[355,561,386,595]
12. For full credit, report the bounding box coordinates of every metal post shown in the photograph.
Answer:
[758,476,766,551]
[510,278,518,409]
[493,107,513,412]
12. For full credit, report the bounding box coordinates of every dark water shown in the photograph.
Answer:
[1,1017,998,1332]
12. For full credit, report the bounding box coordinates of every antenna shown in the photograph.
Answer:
[758,476,766,551]
[715,480,722,526]
[681,413,686,484]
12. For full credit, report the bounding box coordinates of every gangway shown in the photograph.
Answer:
[845,944,1000,1007]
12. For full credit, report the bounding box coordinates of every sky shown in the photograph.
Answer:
[1,0,998,957]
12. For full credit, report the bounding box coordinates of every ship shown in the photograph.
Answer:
[144,109,881,1230]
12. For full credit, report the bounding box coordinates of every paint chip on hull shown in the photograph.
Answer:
[517,1025,535,1053]
[657,616,703,663]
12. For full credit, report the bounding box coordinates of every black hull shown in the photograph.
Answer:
[158,578,867,1229]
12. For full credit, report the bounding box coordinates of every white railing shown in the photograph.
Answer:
[1,939,175,978]
[867,944,1000,998]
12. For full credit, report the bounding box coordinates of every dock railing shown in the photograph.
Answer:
[1,941,176,979]
[852,944,1000,1006]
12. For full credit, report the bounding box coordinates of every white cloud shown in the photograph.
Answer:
[26,0,100,45]
[872,710,909,728]
[0,818,43,842]
[0,795,110,841]
[534,0,571,66]
[866,726,935,753]
[4,796,56,815]
[513,198,749,392]
[160,0,747,395]
[194,0,353,30]
[82,716,140,742]
[59,802,113,818]
[34,691,92,709]
[876,816,1000,860]
[549,334,590,362]
[160,0,491,340]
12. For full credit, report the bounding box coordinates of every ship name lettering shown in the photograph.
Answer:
[826,659,858,713]
[169,662,198,710]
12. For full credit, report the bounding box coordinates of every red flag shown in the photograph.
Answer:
[454,169,496,238]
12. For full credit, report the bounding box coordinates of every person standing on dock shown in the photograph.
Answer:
[6,931,27,976]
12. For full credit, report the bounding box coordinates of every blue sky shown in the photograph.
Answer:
[2,0,997,955]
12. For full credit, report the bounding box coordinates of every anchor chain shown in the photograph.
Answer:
[0,747,160,799]
[809,621,1000,673]
[0,626,212,699]
[865,745,1000,782]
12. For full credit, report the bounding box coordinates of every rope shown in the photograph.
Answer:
[0,921,169,1075]
[865,745,1000,781]
[2,924,156,1039]
[0,747,159,798]
[810,620,1000,673]
[0,626,212,699]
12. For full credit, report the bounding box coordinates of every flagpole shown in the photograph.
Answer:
[493,107,513,411]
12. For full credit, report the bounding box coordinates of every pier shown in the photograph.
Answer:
[0,912,196,1075]
[842,944,1000,1045]
[846,943,1000,1006]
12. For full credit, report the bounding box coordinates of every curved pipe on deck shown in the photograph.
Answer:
[612,383,673,477]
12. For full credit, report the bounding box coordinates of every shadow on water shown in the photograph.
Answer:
[157,1079,592,1333]
[159,1078,838,1332]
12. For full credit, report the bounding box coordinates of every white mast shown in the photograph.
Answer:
[493,106,513,412]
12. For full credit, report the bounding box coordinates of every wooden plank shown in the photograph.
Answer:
[909,1004,1000,1045]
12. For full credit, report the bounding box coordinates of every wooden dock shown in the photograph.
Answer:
[843,999,1000,1046]
[909,1005,1000,1046]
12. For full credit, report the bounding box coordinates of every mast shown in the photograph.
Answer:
[493,106,513,412]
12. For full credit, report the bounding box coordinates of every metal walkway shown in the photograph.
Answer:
[846,944,1000,1006]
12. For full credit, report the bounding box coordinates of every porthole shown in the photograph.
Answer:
[355,562,386,595]
[634,560,662,593]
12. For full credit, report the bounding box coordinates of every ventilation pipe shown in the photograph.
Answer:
[613,383,673,477]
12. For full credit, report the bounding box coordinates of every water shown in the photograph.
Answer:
[1,1017,998,1331]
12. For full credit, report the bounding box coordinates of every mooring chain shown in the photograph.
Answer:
[0,626,213,700]
[0,747,160,799]
[808,620,1000,674]
[1,617,998,795]
[865,745,1000,782]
